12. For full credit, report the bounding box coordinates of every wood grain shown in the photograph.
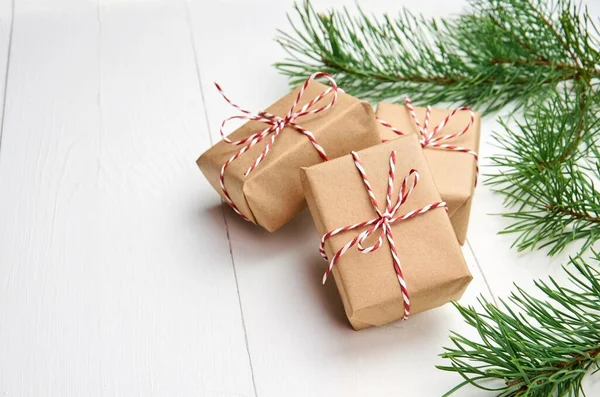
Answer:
[0,1,253,395]
[0,0,597,395]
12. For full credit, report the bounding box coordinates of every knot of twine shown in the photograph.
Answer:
[319,150,447,320]
[216,72,338,220]
[377,97,479,186]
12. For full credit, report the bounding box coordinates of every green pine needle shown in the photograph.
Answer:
[438,254,600,396]
[275,0,600,113]
[487,86,600,255]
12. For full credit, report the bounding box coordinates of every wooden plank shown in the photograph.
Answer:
[0,1,254,395]
[188,1,493,395]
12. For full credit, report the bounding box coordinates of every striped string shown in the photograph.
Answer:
[319,150,447,320]
[215,72,338,221]
[376,97,479,186]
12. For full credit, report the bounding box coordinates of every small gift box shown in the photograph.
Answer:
[300,135,472,330]
[197,73,380,232]
[376,100,480,244]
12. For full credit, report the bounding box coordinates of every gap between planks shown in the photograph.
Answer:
[183,2,259,396]
[0,0,15,165]
[466,239,498,305]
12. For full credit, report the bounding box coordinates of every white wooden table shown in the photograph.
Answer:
[0,0,598,395]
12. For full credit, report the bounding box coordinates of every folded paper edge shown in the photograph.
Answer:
[196,154,258,225]
[300,165,359,329]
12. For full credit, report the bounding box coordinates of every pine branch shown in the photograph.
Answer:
[275,0,600,113]
[486,87,600,255]
[438,253,600,396]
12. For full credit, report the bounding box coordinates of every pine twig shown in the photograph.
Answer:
[438,254,600,396]
[487,87,600,255]
[275,0,600,113]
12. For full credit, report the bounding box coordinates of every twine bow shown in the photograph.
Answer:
[377,97,479,186]
[216,72,339,220]
[319,150,447,320]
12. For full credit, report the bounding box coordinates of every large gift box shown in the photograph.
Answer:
[376,102,480,244]
[300,135,472,330]
[197,74,380,232]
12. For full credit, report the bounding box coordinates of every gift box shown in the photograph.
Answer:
[300,135,472,330]
[376,101,480,244]
[197,73,380,232]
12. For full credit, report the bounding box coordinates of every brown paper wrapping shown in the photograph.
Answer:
[376,103,481,244]
[300,135,472,330]
[197,81,380,232]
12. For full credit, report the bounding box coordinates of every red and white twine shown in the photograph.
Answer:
[377,97,479,186]
[319,150,447,320]
[215,72,338,220]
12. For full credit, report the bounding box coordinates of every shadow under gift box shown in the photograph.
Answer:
[300,135,472,330]
[197,81,381,232]
[376,103,481,245]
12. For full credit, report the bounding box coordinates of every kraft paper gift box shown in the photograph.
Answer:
[300,135,472,330]
[197,76,380,232]
[376,102,481,244]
